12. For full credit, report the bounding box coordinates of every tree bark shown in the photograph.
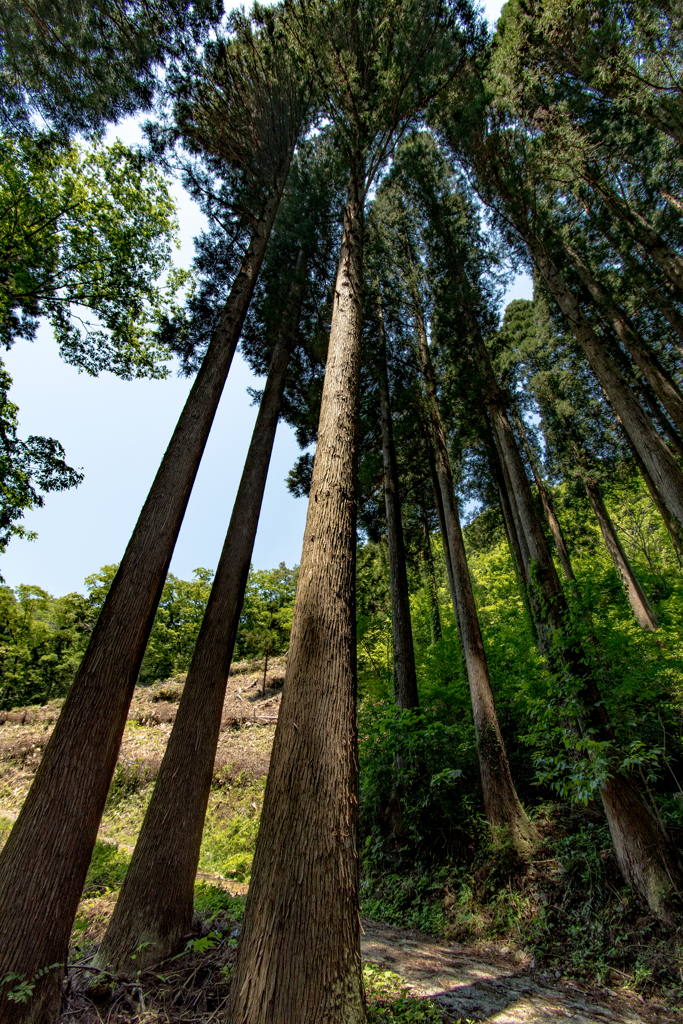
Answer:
[414,298,535,848]
[469,333,570,664]
[584,478,658,631]
[527,236,683,535]
[569,249,683,438]
[225,174,365,1024]
[377,301,419,710]
[428,449,457,609]
[94,253,305,976]
[484,366,576,668]
[600,770,683,925]
[536,478,575,582]
[635,377,683,461]
[0,165,290,1024]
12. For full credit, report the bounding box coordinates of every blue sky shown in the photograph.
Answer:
[1,0,529,596]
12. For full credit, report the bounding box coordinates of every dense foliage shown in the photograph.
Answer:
[358,470,683,856]
[0,562,298,708]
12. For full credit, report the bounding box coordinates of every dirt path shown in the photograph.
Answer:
[360,918,676,1023]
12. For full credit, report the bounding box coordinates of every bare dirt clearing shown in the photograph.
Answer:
[0,657,284,822]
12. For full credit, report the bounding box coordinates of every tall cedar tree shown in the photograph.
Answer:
[97,259,305,973]
[468,4,683,537]
[0,11,310,1021]
[369,145,536,847]
[489,1,683,301]
[375,294,420,709]
[414,298,535,847]
[512,411,576,583]
[465,122,683,547]
[517,299,660,631]
[95,147,340,972]
[499,296,661,630]
[584,476,659,631]
[226,1,477,1020]
[356,304,445,653]
[490,0,683,147]
[434,86,683,916]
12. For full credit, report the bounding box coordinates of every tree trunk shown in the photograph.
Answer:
[601,770,683,925]
[428,450,457,610]
[420,509,442,642]
[607,240,683,350]
[470,341,568,663]
[569,249,683,437]
[528,237,683,535]
[225,174,365,1024]
[414,299,535,848]
[584,478,658,631]
[457,144,683,910]
[643,283,683,349]
[484,367,576,668]
[377,301,419,710]
[0,166,290,1024]
[514,412,576,582]
[478,335,683,913]
[491,427,534,584]
[486,428,536,631]
[94,255,305,977]
[636,378,683,462]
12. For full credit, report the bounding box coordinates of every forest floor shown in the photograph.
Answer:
[0,664,680,1023]
[360,918,671,1022]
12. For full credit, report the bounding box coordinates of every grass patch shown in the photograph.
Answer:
[194,881,247,923]
[83,839,131,896]
[106,754,161,806]
[198,778,266,881]
[363,964,444,1022]
[99,786,153,848]
[198,813,260,881]
[0,815,12,851]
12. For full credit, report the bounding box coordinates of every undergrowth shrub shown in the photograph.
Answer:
[83,840,130,896]
[363,964,443,1022]
[359,699,481,874]
[199,813,260,881]
[193,881,247,922]
[361,869,452,934]
[529,813,683,996]
[148,680,184,703]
